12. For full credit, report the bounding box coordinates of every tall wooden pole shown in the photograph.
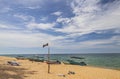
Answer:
[48,45,50,73]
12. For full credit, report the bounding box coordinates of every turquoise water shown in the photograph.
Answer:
[1,53,120,70]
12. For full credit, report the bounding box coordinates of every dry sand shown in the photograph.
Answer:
[0,56,120,79]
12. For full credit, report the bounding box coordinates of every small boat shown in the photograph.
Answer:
[46,60,61,64]
[67,60,87,66]
[28,58,44,62]
[70,56,85,59]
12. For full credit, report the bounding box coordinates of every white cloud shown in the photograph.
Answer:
[27,6,40,9]
[55,0,120,37]
[56,17,71,24]
[0,24,20,29]
[53,35,120,50]
[27,22,56,30]
[40,17,48,21]
[0,24,10,29]
[71,0,100,15]
[0,31,50,47]
[0,25,119,51]
[14,14,35,22]
[52,11,62,16]
[0,29,67,48]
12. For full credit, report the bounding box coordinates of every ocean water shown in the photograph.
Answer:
[1,53,120,70]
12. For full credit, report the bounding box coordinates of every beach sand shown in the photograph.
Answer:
[0,56,120,79]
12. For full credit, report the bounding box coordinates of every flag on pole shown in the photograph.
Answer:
[42,43,50,73]
[43,43,48,48]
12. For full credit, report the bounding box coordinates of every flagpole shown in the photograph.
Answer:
[48,45,50,73]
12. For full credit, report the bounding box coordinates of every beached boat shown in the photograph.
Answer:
[46,60,61,64]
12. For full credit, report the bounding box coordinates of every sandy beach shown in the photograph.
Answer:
[0,56,120,79]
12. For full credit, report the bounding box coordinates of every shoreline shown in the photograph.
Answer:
[86,65,120,71]
[1,55,120,71]
[0,56,120,79]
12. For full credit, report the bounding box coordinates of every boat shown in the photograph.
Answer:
[46,60,61,64]
[70,56,85,59]
[67,60,87,66]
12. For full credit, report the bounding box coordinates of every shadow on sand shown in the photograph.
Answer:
[0,64,37,79]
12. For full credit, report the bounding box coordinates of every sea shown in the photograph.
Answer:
[0,53,120,70]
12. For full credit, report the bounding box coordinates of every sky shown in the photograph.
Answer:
[0,0,120,54]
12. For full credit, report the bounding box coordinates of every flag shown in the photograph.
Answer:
[43,43,48,48]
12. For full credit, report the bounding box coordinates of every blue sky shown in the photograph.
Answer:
[0,0,120,54]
